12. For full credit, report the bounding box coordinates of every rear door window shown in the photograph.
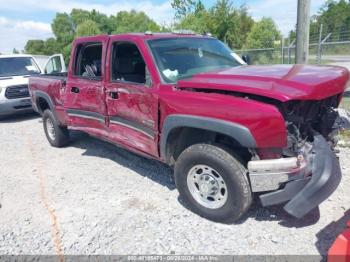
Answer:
[74,42,103,79]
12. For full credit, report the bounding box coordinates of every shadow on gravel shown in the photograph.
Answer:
[0,112,39,123]
[69,131,176,190]
[177,187,321,226]
[315,209,350,258]
[234,194,321,227]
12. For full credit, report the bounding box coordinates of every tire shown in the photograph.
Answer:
[43,109,70,147]
[174,144,252,223]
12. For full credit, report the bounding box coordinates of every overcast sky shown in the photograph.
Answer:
[0,0,326,54]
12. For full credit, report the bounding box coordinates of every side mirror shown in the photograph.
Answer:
[242,54,251,65]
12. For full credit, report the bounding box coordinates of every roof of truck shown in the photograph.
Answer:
[119,32,212,38]
[76,32,214,41]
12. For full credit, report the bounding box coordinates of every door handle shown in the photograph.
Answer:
[109,91,119,99]
[71,87,80,93]
[107,88,122,99]
[116,87,130,94]
[107,87,129,99]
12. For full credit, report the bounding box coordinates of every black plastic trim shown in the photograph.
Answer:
[66,109,105,122]
[283,135,342,218]
[110,116,154,138]
[259,135,342,219]
[33,91,54,112]
[260,178,311,206]
[160,114,257,161]
[33,91,61,123]
[66,109,154,138]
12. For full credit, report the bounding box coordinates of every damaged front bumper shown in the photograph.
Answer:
[248,109,350,219]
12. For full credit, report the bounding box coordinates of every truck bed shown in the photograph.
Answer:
[32,72,67,80]
[29,73,67,95]
[29,73,68,123]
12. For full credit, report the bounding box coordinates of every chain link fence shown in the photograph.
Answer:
[235,29,350,67]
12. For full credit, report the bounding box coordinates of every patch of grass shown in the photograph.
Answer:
[338,97,350,147]
[340,97,350,111]
[308,59,333,65]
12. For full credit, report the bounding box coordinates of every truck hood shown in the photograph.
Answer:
[177,64,350,102]
[0,75,30,87]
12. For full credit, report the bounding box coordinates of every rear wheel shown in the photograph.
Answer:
[43,109,70,147]
[174,144,252,223]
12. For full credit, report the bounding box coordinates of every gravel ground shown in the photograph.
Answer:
[1,113,350,258]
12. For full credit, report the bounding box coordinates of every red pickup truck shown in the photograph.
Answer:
[29,32,350,223]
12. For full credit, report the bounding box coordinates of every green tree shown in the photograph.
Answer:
[12,48,20,54]
[236,5,254,48]
[25,9,160,60]
[76,20,101,37]
[44,38,60,54]
[24,40,46,54]
[70,9,91,27]
[245,17,280,64]
[176,1,211,34]
[313,0,350,40]
[175,0,254,49]
[171,0,197,19]
[89,9,113,33]
[51,13,75,47]
[110,10,160,34]
[245,17,280,48]
[208,0,239,47]
[71,9,112,34]
[288,29,296,42]
[289,0,350,42]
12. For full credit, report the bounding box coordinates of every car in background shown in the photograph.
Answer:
[0,54,65,117]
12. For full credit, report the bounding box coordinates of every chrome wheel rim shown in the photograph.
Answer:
[187,164,228,209]
[46,118,56,141]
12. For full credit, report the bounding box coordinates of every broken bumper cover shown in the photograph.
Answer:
[248,135,342,219]
[283,135,341,217]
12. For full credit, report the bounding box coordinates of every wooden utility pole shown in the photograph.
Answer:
[295,0,311,64]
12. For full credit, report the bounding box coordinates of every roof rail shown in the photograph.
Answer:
[172,29,196,35]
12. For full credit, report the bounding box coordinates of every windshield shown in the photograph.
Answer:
[0,57,41,77]
[148,37,241,83]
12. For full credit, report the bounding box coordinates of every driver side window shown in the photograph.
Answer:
[111,42,151,86]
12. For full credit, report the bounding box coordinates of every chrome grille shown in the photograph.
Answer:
[5,84,29,99]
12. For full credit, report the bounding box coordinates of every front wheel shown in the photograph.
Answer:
[174,144,252,223]
[43,109,70,147]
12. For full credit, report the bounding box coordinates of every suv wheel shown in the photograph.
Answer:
[174,144,252,223]
[43,109,70,147]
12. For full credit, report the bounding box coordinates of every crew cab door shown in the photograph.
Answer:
[43,54,66,74]
[65,36,109,132]
[105,39,159,156]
